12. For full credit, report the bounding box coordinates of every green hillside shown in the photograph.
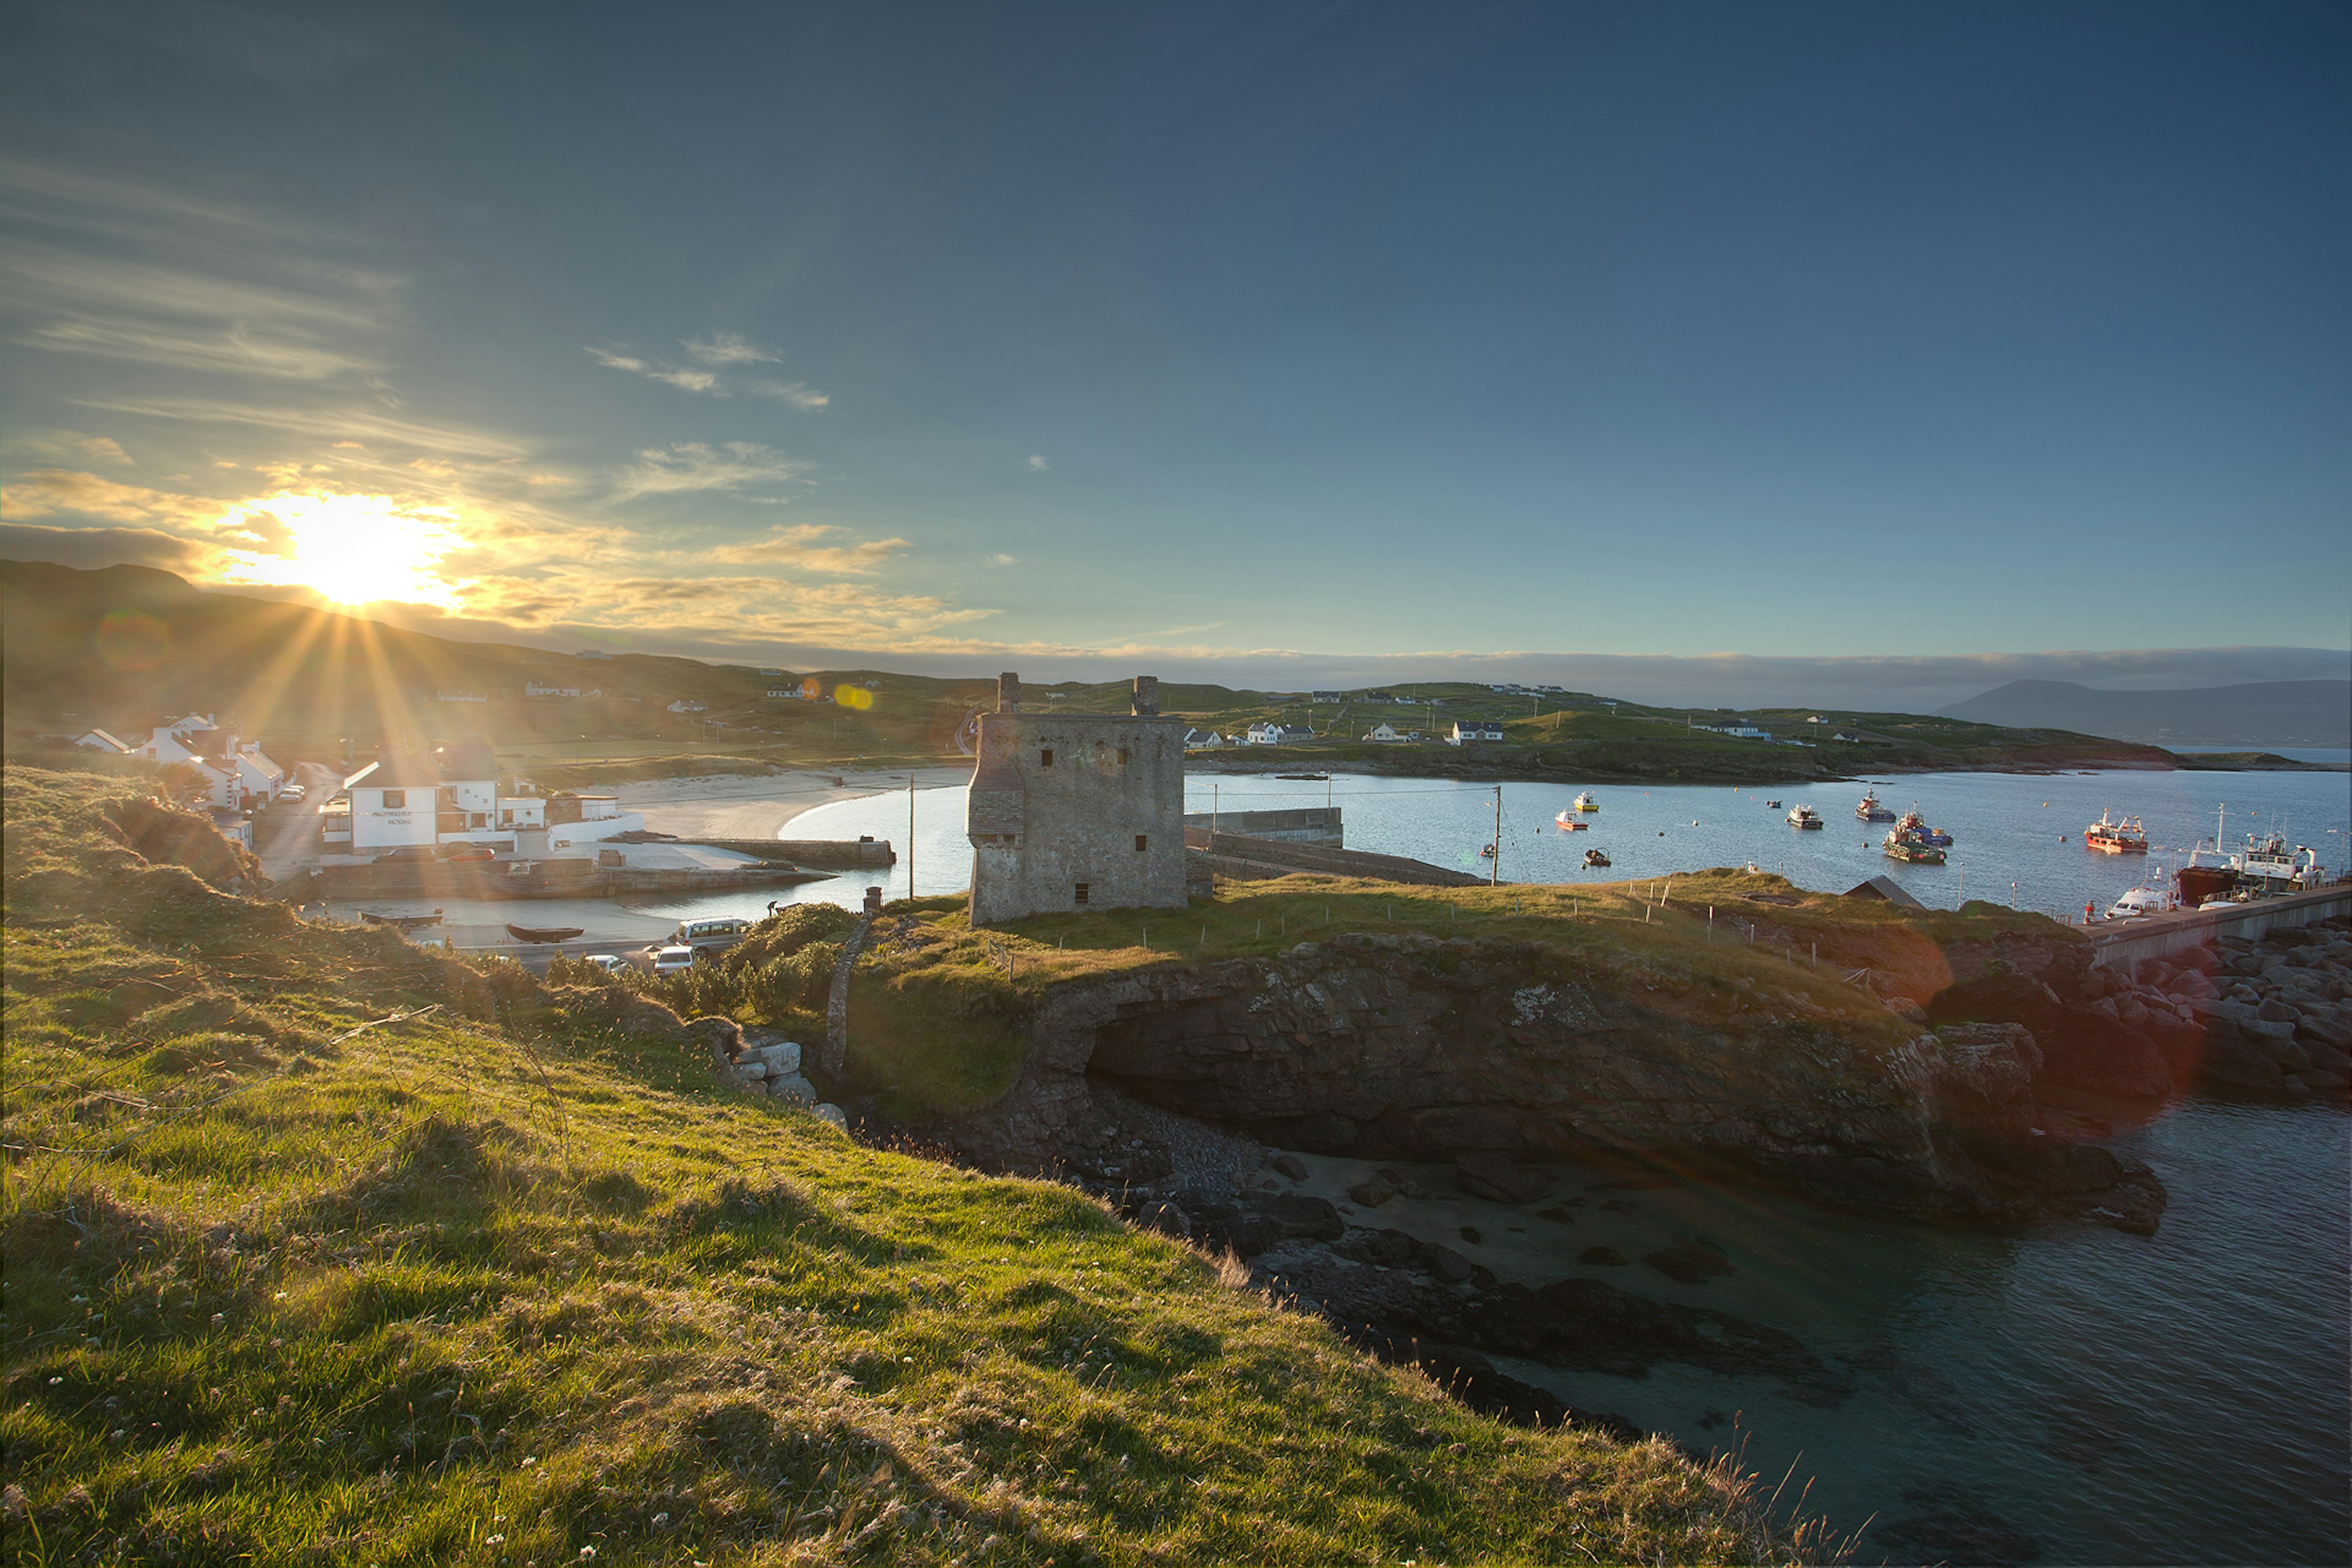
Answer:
[1,761,1816,1566]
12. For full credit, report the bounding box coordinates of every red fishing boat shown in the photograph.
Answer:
[2083,810,2149,854]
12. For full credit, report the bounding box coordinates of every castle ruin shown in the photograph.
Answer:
[965,672,1188,925]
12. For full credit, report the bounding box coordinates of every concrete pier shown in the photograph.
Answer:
[2089,882,2352,970]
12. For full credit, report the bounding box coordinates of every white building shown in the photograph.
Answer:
[545,791,643,850]
[339,742,545,853]
[74,728,132,753]
[1449,720,1504,745]
[1183,728,1224,749]
[668,698,708,714]
[136,715,287,809]
[1362,723,1408,742]
[525,680,581,699]
[435,690,488,703]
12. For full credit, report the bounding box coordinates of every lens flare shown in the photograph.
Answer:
[215,491,469,609]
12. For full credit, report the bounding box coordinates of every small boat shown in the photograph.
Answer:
[1763,799,1782,809]
[1583,848,1610,868]
[1894,805,1953,846]
[1553,812,1589,831]
[1856,790,1896,823]
[1883,829,1947,865]
[361,910,443,931]
[1478,843,1497,860]
[1570,792,1599,812]
[2082,810,2149,854]
[1275,772,1330,781]
[506,922,586,944]
[1786,805,1823,829]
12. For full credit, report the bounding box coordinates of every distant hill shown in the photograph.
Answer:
[1938,678,2350,747]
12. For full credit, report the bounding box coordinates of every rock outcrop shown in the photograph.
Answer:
[934,927,2168,1234]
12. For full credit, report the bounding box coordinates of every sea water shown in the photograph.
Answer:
[642,766,2350,1562]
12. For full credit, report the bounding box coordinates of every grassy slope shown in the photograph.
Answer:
[2,763,1814,1567]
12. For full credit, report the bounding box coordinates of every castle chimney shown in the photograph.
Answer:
[1131,675,1159,718]
[998,671,1020,713]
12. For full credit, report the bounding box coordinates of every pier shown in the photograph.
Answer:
[2089,882,2352,970]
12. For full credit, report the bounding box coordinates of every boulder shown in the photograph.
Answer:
[1427,1246,1475,1283]
[1138,1200,1189,1237]
[768,1072,816,1104]
[1455,1152,1551,1205]
[747,1038,802,1075]
[2257,998,2302,1025]
[1264,1193,1344,1241]
[811,1102,848,1128]
[1347,1175,1398,1208]
[1270,1154,1310,1182]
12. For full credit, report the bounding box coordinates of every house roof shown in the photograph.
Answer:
[77,728,130,752]
[1844,875,1925,908]
[356,754,442,789]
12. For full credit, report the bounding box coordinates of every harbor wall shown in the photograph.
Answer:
[1180,806,1343,845]
[663,837,897,867]
[1183,828,1483,888]
[294,861,829,902]
[2089,882,2352,970]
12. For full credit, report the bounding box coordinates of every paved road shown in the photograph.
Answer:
[255,761,343,881]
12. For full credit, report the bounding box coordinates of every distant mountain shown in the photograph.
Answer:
[1938,678,2350,747]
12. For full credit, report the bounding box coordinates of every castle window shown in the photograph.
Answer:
[1074,882,1090,905]
[1134,834,1148,851]
[1041,748,1055,768]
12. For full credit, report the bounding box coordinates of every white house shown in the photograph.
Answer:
[1311,690,1344,704]
[544,791,644,850]
[1362,723,1408,743]
[668,698,708,714]
[525,680,581,698]
[137,715,287,809]
[344,755,441,852]
[138,714,221,766]
[1449,720,1504,745]
[1183,728,1224,749]
[74,728,132,753]
[1245,722,1313,745]
[338,743,542,853]
[576,649,612,660]
[435,690,488,703]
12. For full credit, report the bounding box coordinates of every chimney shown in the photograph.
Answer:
[1131,675,1160,718]
[998,671,1020,713]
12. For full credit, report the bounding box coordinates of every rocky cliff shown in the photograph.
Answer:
[930,925,2165,1234]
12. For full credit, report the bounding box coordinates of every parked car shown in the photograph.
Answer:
[673,916,752,951]
[279,783,308,804]
[373,845,435,863]
[650,944,696,976]
[581,954,628,974]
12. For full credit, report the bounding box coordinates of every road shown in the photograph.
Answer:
[255,761,344,883]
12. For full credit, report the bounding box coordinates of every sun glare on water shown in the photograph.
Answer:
[216,491,470,609]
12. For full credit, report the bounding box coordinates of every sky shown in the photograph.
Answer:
[2,1,2347,698]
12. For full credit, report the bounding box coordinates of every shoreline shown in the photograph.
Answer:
[611,763,973,840]
[1183,748,2343,788]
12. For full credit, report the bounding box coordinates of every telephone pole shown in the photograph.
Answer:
[1491,784,1502,886]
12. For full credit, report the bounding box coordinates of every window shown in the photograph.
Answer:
[1074,883,1090,905]
[1134,834,1148,852]
[1041,748,1054,768]
[382,789,405,809]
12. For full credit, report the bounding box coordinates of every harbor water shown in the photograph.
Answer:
[636,764,2350,1562]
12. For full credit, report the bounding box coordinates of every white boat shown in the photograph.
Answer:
[1570,791,1599,812]
[1553,812,1589,831]
[1786,804,1823,829]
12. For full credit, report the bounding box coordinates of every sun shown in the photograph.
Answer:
[214,491,470,609]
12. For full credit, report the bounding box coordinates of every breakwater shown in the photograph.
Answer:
[1183,827,1482,887]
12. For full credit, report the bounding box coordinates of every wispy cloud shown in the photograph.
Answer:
[10,430,130,466]
[982,551,1019,567]
[1027,454,1050,470]
[0,468,220,527]
[68,395,527,459]
[587,334,825,407]
[710,522,910,575]
[683,331,779,366]
[611,441,810,501]
[747,379,829,409]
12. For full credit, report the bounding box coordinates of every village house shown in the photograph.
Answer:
[1449,719,1504,745]
[576,648,612,660]
[668,698,708,714]
[1245,722,1313,745]
[135,714,288,809]
[435,690,489,703]
[1362,723,1408,742]
[73,728,132,754]
[524,680,582,698]
[1182,727,1224,749]
[1311,690,1344,704]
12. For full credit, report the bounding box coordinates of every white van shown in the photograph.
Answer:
[650,944,696,976]
[673,916,751,950]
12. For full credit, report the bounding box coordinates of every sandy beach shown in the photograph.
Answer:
[611,764,974,840]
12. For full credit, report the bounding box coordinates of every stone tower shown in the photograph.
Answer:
[965,673,1188,925]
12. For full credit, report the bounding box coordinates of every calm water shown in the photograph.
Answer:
[638,767,2350,1562]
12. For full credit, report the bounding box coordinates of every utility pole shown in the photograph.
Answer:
[1491,784,1502,887]
[907,773,916,902]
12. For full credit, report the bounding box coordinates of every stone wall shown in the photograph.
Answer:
[1179,806,1343,845]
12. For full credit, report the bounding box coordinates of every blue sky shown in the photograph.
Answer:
[2,1,2346,685]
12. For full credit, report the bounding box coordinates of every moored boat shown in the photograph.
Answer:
[1553,812,1589,830]
[506,922,586,944]
[1894,805,1953,846]
[2082,810,2149,854]
[1786,805,1823,829]
[1582,848,1610,867]
[1570,791,1599,812]
[1856,790,1895,822]
[361,910,443,931]
[1883,828,1947,864]
[1764,799,1782,809]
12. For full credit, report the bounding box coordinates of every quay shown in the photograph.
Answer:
[2090,882,2352,970]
